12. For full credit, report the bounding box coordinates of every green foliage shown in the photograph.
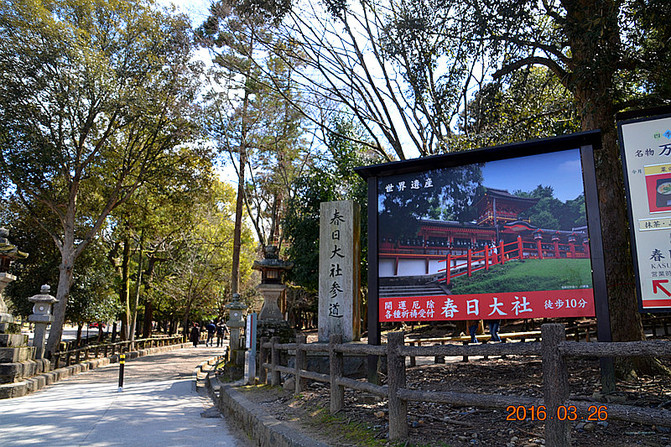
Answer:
[515,185,586,231]
[67,239,120,324]
[147,180,256,324]
[197,0,309,257]
[450,259,593,295]
[3,203,118,323]
[0,0,204,351]
[449,67,581,151]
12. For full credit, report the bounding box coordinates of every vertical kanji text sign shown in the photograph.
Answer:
[318,201,361,342]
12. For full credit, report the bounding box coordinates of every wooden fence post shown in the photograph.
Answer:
[435,340,445,364]
[270,336,281,386]
[387,331,408,440]
[329,334,344,414]
[541,323,571,447]
[409,342,416,367]
[462,340,469,362]
[259,337,269,384]
[295,334,307,394]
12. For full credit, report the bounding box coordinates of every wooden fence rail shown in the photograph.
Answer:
[259,324,671,447]
[51,335,184,369]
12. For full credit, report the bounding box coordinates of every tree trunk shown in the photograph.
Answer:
[45,250,75,355]
[76,322,83,347]
[142,300,153,338]
[562,0,666,376]
[130,231,144,342]
[564,0,644,342]
[142,257,156,338]
[231,131,247,296]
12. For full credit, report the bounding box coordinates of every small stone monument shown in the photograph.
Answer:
[318,201,361,342]
[28,285,58,360]
[252,246,294,343]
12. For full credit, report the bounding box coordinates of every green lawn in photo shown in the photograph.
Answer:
[449,258,593,295]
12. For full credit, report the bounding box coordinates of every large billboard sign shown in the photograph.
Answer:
[356,132,610,327]
[619,110,671,311]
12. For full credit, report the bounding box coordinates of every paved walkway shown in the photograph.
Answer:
[0,346,245,447]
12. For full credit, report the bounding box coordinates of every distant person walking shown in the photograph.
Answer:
[205,321,216,347]
[468,320,480,344]
[216,322,227,347]
[487,319,502,342]
[190,323,200,348]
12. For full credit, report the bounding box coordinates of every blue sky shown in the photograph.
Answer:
[481,149,585,202]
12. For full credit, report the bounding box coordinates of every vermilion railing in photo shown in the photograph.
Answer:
[438,235,590,285]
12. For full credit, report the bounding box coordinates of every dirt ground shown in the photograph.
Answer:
[232,327,671,447]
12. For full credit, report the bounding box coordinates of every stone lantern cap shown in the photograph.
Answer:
[225,293,247,311]
[252,246,294,270]
[252,245,293,284]
[0,228,28,273]
[28,285,58,322]
[226,293,246,328]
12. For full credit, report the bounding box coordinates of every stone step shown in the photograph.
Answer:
[0,346,34,363]
[0,358,49,384]
[0,334,29,348]
[379,285,446,298]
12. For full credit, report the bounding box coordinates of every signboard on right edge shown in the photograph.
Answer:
[619,111,671,311]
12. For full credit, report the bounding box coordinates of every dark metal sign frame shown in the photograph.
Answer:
[356,131,611,361]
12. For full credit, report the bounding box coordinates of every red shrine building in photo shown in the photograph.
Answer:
[379,188,590,284]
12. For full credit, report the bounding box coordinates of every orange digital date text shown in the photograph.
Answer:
[505,405,608,421]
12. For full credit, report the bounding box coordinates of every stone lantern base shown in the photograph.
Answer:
[0,273,18,334]
[257,318,294,345]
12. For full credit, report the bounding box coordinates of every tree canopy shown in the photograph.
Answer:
[0,0,204,354]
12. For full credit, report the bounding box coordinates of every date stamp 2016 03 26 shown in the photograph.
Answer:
[506,405,608,422]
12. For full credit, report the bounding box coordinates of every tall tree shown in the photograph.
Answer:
[284,119,372,291]
[197,0,308,293]
[148,180,256,331]
[265,0,486,160]
[452,66,581,150]
[106,147,214,340]
[0,0,200,355]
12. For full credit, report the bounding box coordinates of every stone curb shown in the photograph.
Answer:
[204,370,328,447]
[0,342,191,399]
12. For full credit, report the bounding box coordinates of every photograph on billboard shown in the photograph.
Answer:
[376,148,597,322]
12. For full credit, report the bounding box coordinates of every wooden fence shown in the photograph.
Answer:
[51,335,184,369]
[259,324,671,447]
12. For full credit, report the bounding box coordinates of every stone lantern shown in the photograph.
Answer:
[252,245,294,343]
[0,228,28,333]
[252,246,293,320]
[226,294,246,349]
[28,285,58,359]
